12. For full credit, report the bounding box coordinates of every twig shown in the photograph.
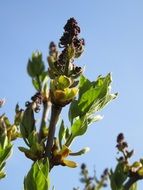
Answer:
[45,104,62,159]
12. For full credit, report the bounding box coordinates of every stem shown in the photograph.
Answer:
[123,176,139,190]
[45,104,62,159]
[38,101,51,142]
[65,134,74,147]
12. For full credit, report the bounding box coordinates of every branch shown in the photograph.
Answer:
[45,104,62,159]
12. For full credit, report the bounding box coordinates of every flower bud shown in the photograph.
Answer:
[131,161,142,173]
[27,51,45,78]
[52,87,78,106]
[137,167,143,177]
[132,161,142,168]
[69,147,90,156]
[56,75,72,90]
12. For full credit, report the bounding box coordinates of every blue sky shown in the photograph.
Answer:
[0,0,143,189]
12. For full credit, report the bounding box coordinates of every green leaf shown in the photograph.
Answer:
[24,159,50,190]
[18,147,37,161]
[86,115,103,126]
[69,73,117,123]
[32,78,40,91]
[0,143,12,166]
[109,169,122,190]
[58,120,65,148]
[0,143,12,180]
[27,131,38,147]
[20,105,35,138]
[0,136,8,149]
[110,163,128,190]
[65,127,70,140]
[71,118,88,138]
[32,72,49,91]
[0,162,6,171]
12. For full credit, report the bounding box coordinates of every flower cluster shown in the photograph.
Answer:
[25,92,43,113]
[110,133,143,190]
[74,164,108,190]
[116,133,134,161]
[47,18,85,106]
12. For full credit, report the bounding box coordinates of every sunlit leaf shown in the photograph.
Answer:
[69,73,117,123]
[24,159,50,190]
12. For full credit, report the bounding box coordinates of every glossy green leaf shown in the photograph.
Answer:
[69,73,117,123]
[20,105,35,138]
[24,159,50,190]
[71,118,88,138]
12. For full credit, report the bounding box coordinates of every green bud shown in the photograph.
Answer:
[19,142,44,161]
[14,104,24,126]
[69,147,90,156]
[52,87,78,106]
[132,161,142,168]
[56,75,72,90]
[131,161,142,173]
[7,125,18,141]
[18,147,38,161]
[27,51,45,78]
[47,55,56,68]
[138,167,143,177]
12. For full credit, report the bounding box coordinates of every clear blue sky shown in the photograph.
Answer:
[0,1,143,189]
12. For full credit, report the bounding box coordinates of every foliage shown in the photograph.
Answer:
[0,18,142,190]
[75,133,143,190]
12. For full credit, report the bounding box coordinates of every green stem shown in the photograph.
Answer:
[45,104,62,159]
[65,134,74,147]
[38,101,51,142]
